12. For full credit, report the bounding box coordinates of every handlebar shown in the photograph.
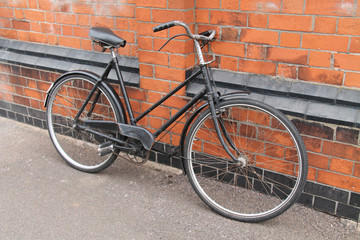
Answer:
[153,20,216,42]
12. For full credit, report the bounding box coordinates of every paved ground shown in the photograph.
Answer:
[0,117,359,240]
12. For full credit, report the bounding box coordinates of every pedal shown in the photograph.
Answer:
[98,141,114,156]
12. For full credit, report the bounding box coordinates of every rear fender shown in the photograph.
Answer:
[44,70,127,124]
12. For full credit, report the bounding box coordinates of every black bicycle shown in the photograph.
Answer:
[44,21,308,222]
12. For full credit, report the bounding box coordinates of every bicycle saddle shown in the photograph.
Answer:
[89,27,126,48]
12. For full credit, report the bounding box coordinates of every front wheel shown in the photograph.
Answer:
[184,98,308,222]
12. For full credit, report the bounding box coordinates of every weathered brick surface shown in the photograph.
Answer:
[1,0,360,221]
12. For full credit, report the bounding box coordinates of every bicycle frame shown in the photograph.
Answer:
[70,38,243,164]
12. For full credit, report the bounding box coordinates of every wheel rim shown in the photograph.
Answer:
[47,76,119,171]
[186,102,305,220]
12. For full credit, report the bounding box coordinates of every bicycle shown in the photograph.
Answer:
[44,20,308,222]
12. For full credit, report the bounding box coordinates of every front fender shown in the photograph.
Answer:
[178,91,250,173]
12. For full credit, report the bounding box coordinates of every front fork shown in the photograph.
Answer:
[201,66,246,167]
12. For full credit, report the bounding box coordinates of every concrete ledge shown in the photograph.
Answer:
[186,68,360,128]
[0,38,140,87]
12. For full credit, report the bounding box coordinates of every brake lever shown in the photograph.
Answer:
[157,33,189,51]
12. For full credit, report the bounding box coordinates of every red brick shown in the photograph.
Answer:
[267,47,308,65]
[282,0,304,14]
[40,23,61,34]
[9,0,27,8]
[196,0,220,9]
[0,29,18,39]
[241,0,281,12]
[305,0,355,16]
[136,8,151,22]
[240,29,279,45]
[195,9,209,24]
[169,53,195,69]
[334,53,360,71]
[13,95,31,107]
[212,41,245,58]
[344,72,360,88]
[307,167,317,181]
[277,64,297,79]
[280,32,301,48]
[90,16,114,28]
[147,91,163,103]
[73,26,90,38]
[168,0,194,9]
[62,25,73,36]
[38,0,56,11]
[140,77,170,93]
[14,9,24,19]
[269,15,312,31]
[308,153,329,169]
[152,9,193,24]
[221,0,239,10]
[220,56,238,71]
[246,44,266,60]
[0,7,14,18]
[338,18,360,35]
[248,13,267,28]
[330,158,354,175]
[28,32,48,44]
[56,13,77,25]
[24,10,45,22]
[323,140,360,162]
[314,17,337,34]
[17,31,29,41]
[354,163,360,177]
[59,36,81,49]
[136,0,167,8]
[108,4,135,18]
[44,12,55,23]
[309,51,332,68]
[350,37,360,53]
[72,2,95,14]
[115,18,129,30]
[302,34,349,52]
[210,11,247,27]
[298,67,343,85]
[126,87,147,102]
[155,66,186,82]
[238,59,276,76]
[30,22,41,32]
[318,170,360,192]
[11,20,30,31]
[221,27,239,41]
[24,88,42,100]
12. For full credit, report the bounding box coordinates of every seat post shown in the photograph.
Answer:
[110,47,136,125]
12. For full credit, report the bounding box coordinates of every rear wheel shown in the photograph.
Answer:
[184,99,308,222]
[46,74,123,172]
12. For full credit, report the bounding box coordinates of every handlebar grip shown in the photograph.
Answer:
[153,21,176,32]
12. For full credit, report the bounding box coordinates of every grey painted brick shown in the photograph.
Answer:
[337,88,360,107]
[290,81,338,103]
[307,102,357,126]
[263,95,308,117]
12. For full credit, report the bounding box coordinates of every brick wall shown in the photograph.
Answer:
[1,0,360,221]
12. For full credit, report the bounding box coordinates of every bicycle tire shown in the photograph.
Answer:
[46,74,123,173]
[184,98,308,222]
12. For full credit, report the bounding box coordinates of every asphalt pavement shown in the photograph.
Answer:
[0,116,359,240]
